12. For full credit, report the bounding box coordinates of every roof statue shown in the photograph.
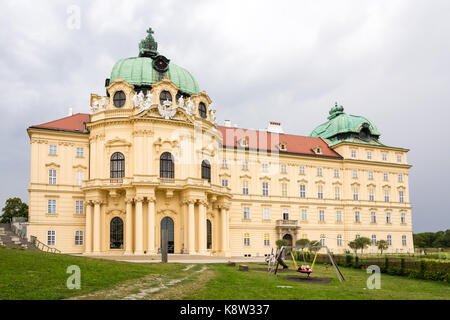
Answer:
[139,27,158,58]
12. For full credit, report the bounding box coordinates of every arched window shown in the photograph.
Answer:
[159,90,172,105]
[160,152,174,178]
[110,217,123,249]
[110,152,125,178]
[198,102,207,119]
[207,219,212,249]
[201,160,211,182]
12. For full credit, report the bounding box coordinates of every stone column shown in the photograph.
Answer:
[125,198,133,255]
[198,200,207,255]
[214,207,220,253]
[188,200,196,254]
[147,197,156,254]
[182,201,188,253]
[134,197,144,255]
[221,205,230,256]
[93,200,102,254]
[84,201,92,254]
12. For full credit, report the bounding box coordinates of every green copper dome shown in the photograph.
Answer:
[109,28,200,95]
[310,104,381,146]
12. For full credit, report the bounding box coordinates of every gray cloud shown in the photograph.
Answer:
[1,0,448,232]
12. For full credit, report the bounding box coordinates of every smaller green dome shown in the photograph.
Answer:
[310,104,381,145]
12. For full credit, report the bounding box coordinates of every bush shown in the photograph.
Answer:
[345,255,353,267]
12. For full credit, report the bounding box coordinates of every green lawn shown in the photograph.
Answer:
[0,247,449,300]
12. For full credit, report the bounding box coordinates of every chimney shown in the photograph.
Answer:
[224,120,232,127]
[68,108,73,116]
[266,121,283,133]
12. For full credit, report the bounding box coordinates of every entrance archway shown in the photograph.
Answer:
[283,234,293,246]
[161,217,174,253]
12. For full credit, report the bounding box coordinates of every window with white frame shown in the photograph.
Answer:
[398,174,403,182]
[243,207,250,220]
[386,212,391,223]
[48,169,57,185]
[337,235,342,246]
[336,210,342,222]
[282,209,289,221]
[369,188,374,201]
[371,211,376,223]
[75,200,84,214]
[320,234,326,246]
[262,181,269,196]
[367,151,372,160]
[281,183,288,197]
[242,180,249,195]
[299,166,305,175]
[47,230,56,246]
[263,207,270,220]
[280,164,287,173]
[75,170,84,186]
[317,185,323,199]
[334,169,340,178]
[352,170,358,178]
[384,189,390,202]
[221,159,228,169]
[244,233,250,246]
[261,163,268,173]
[355,234,360,239]
[402,235,407,246]
[75,230,83,245]
[242,161,248,170]
[317,167,323,176]
[353,187,359,200]
[397,155,402,163]
[221,179,229,187]
[334,186,340,200]
[301,209,307,221]
[264,233,270,246]
[383,173,389,181]
[371,234,377,246]
[47,199,56,214]
[387,235,392,246]
[49,144,57,155]
[368,171,374,180]
[399,190,404,203]
[401,213,406,224]
[355,211,360,223]
[382,153,387,161]
[76,147,84,158]
[299,184,306,198]
[319,210,325,222]
[351,150,356,158]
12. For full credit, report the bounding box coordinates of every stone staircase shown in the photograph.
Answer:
[0,223,38,250]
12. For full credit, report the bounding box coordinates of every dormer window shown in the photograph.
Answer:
[312,146,322,154]
[239,138,248,148]
[198,102,207,119]
[159,90,172,105]
[278,142,287,151]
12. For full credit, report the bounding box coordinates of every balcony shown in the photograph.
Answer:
[276,219,299,229]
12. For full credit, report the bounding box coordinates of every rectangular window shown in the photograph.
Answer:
[320,235,326,246]
[382,153,387,161]
[263,207,270,220]
[242,180,249,195]
[372,235,377,246]
[317,167,323,177]
[280,164,287,173]
[262,163,268,173]
[401,213,406,224]
[387,235,392,246]
[299,184,306,198]
[221,159,228,169]
[399,190,404,203]
[384,189,390,202]
[353,187,359,200]
[221,179,228,187]
[242,161,248,170]
[47,230,56,246]
[383,173,389,181]
[337,235,342,246]
[264,233,270,246]
[336,210,342,222]
[397,155,402,163]
[334,169,340,178]
[402,235,407,246]
[371,212,376,223]
[76,147,84,158]
[75,230,83,245]
[301,209,307,221]
[335,186,340,200]
[244,233,250,246]
[369,188,374,201]
[386,212,391,223]
[352,170,358,178]
[262,181,269,196]
[355,211,360,223]
[49,144,57,155]
[75,170,84,186]
[351,150,357,158]
[319,210,325,222]
[281,183,288,197]
[282,209,289,221]
[367,151,372,160]
[47,199,56,214]
[48,169,57,185]
[243,207,250,220]
[75,200,84,214]
[398,174,403,182]
[368,171,374,180]
[299,166,305,175]
[355,234,360,239]
[317,185,323,199]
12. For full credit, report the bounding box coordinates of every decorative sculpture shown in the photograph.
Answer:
[132,92,140,107]
[185,98,194,116]
[211,108,218,125]
[101,97,108,110]
[158,99,177,119]
[178,96,184,109]
[91,99,99,113]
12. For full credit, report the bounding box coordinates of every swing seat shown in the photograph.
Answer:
[297,265,312,275]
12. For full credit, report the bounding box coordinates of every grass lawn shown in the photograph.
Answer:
[1,247,449,300]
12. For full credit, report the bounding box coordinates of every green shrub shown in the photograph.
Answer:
[345,255,353,267]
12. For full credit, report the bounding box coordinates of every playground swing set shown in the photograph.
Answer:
[266,245,345,282]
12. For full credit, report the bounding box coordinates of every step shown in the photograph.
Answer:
[10,237,20,241]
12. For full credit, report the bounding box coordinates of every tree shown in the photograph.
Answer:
[295,238,310,248]
[276,239,288,249]
[357,237,371,255]
[0,198,28,223]
[377,240,389,255]
[348,240,359,255]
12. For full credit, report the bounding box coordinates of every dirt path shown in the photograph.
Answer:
[68,264,214,300]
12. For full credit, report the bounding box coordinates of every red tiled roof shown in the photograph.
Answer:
[217,126,341,158]
[29,113,90,133]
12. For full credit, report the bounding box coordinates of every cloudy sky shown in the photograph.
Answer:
[1,0,448,232]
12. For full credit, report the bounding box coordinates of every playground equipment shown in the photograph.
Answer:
[267,245,345,282]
